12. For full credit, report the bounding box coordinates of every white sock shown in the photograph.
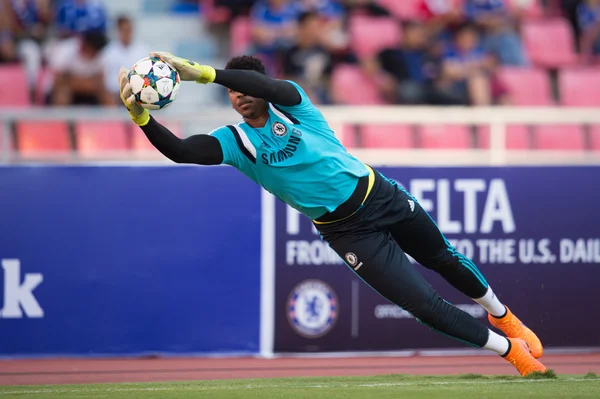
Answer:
[473,287,506,317]
[484,330,510,356]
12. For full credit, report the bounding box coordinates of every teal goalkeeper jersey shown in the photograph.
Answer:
[210,81,369,220]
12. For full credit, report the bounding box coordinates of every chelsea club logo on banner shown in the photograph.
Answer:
[287,279,338,338]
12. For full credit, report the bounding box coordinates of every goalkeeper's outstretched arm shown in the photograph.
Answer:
[150,51,302,107]
[140,116,223,165]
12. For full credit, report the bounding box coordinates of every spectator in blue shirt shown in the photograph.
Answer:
[250,0,298,53]
[577,0,600,61]
[463,0,528,66]
[296,0,348,51]
[0,0,52,97]
[439,23,508,105]
[55,0,107,38]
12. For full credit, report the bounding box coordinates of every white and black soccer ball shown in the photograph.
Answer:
[128,56,180,110]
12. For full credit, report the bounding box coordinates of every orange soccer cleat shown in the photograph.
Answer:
[489,306,543,358]
[504,338,547,376]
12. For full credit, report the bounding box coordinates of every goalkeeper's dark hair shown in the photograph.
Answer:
[225,55,266,75]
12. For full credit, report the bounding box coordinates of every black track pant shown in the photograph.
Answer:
[314,169,491,347]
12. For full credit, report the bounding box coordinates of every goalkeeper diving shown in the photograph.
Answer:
[118,52,547,376]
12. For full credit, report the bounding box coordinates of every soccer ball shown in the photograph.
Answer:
[128,56,180,110]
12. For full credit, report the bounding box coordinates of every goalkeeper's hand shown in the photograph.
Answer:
[150,51,216,84]
[118,67,150,126]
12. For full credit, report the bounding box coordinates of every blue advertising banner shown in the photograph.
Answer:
[273,166,600,353]
[0,165,262,357]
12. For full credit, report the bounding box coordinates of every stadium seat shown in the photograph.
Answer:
[338,124,357,148]
[558,68,600,106]
[522,19,578,68]
[497,67,553,105]
[230,16,252,56]
[590,126,600,151]
[330,65,384,105]
[477,125,531,149]
[377,0,423,20]
[131,120,182,154]
[419,124,472,149]
[75,121,130,156]
[16,121,71,155]
[348,15,401,59]
[360,124,414,148]
[0,65,30,107]
[202,0,231,24]
[532,125,585,150]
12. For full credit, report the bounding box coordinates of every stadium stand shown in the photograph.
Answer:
[0,65,30,107]
[16,121,71,156]
[477,125,532,150]
[558,68,600,106]
[75,121,130,156]
[330,65,383,105]
[533,124,585,150]
[521,18,579,68]
[419,124,472,149]
[497,67,554,105]
[590,125,600,151]
[348,15,402,59]
[360,124,414,148]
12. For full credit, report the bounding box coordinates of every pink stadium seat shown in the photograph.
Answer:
[330,65,384,105]
[522,19,578,68]
[17,121,71,154]
[339,124,357,148]
[533,125,584,150]
[558,68,600,106]
[377,0,423,20]
[349,15,401,59]
[360,124,414,148]
[75,121,130,155]
[590,126,600,151]
[132,120,182,153]
[0,65,30,107]
[497,67,553,105]
[230,16,252,56]
[477,125,531,149]
[202,0,231,24]
[419,124,471,149]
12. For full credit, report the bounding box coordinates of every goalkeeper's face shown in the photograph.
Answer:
[228,89,268,119]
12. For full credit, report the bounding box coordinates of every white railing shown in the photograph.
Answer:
[2,105,600,165]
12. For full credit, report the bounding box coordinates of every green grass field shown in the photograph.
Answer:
[1,372,599,399]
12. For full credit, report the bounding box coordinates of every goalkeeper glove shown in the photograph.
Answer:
[150,51,216,85]
[118,67,150,126]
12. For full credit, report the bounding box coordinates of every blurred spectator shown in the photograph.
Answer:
[249,0,298,68]
[560,0,584,48]
[280,11,334,104]
[418,0,463,36]
[463,0,529,66]
[0,0,52,97]
[439,23,509,105]
[340,0,391,17]
[0,4,18,63]
[102,16,150,103]
[365,21,461,105]
[213,0,256,18]
[49,30,112,106]
[577,0,600,62]
[296,0,349,51]
[54,0,107,39]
